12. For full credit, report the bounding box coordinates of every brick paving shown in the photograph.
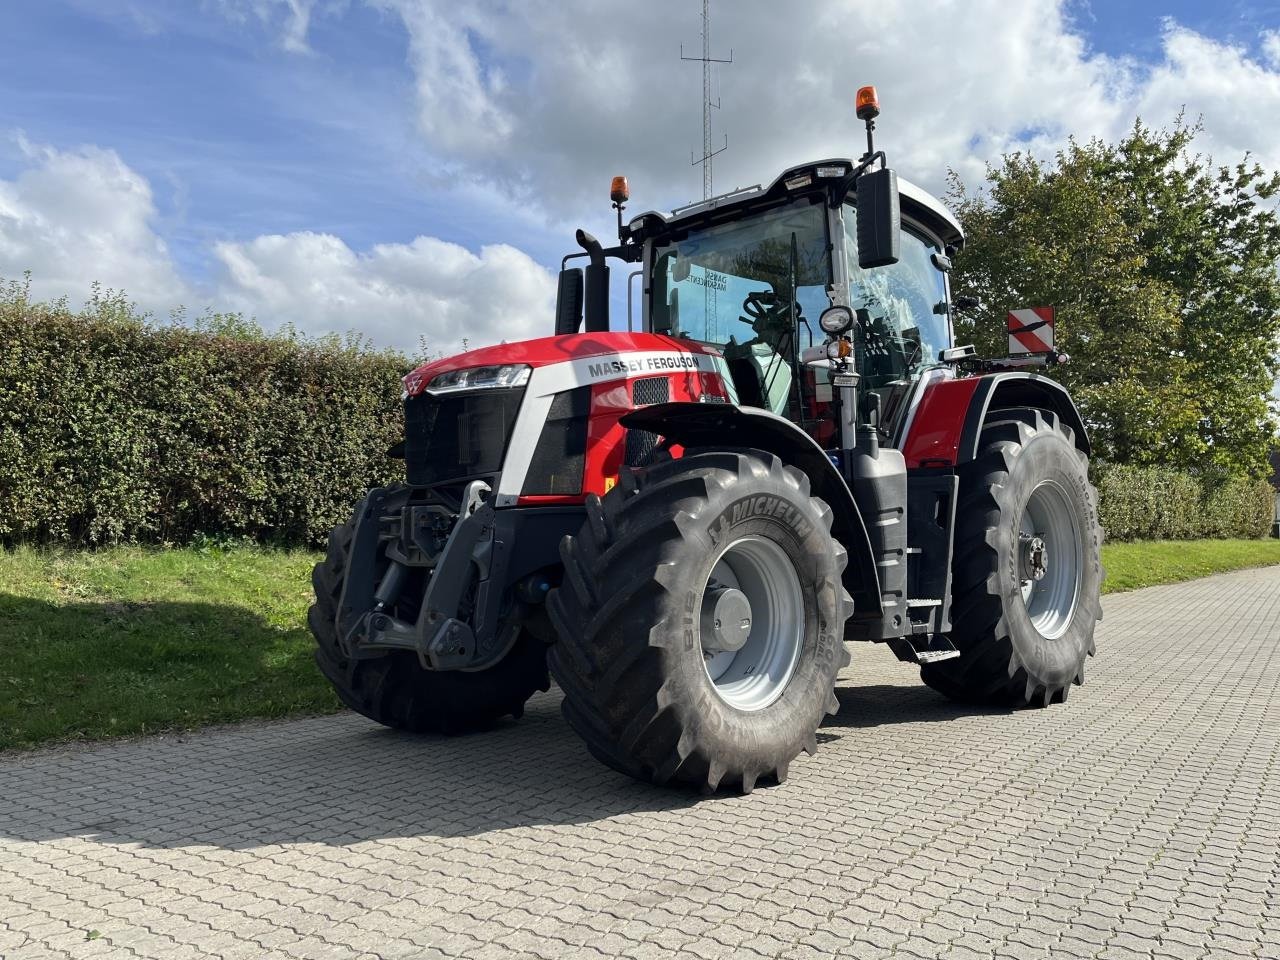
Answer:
[1,566,1278,959]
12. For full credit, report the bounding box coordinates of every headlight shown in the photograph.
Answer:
[425,363,531,394]
[819,305,854,335]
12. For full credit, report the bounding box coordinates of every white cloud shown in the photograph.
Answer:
[0,140,554,354]
[211,0,334,53]
[371,0,1280,218]
[1136,25,1280,173]
[212,232,554,350]
[1262,30,1280,70]
[375,0,514,156]
[367,0,1123,210]
[9,4,1280,360]
[0,138,186,311]
[277,0,315,53]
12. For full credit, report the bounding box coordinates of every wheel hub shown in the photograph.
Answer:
[1018,480,1083,640]
[1019,533,1049,582]
[698,536,804,712]
[701,584,753,653]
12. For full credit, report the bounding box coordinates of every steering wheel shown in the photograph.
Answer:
[740,291,780,327]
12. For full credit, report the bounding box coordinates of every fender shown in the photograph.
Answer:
[902,372,1090,469]
[621,402,883,619]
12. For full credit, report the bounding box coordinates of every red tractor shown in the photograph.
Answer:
[309,89,1102,792]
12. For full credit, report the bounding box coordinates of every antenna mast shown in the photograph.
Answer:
[681,0,732,200]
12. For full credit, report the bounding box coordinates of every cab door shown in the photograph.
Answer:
[841,202,952,439]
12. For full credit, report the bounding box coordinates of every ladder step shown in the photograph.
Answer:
[916,648,961,664]
[886,634,961,665]
[907,598,942,607]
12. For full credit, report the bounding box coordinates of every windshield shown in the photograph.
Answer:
[649,198,832,415]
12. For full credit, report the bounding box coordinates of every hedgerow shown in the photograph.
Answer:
[0,279,409,547]
[1094,463,1275,541]
[3,279,1274,547]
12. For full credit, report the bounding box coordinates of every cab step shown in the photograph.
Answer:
[886,633,961,665]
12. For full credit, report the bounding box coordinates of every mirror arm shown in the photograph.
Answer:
[561,240,642,270]
[602,241,643,264]
[828,151,889,207]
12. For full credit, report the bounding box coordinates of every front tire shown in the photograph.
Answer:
[308,493,550,734]
[547,449,852,793]
[921,408,1103,706]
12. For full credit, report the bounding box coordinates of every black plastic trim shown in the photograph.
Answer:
[956,373,1090,464]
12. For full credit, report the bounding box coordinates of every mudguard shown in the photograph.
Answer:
[902,372,1090,469]
[621,402,884,620]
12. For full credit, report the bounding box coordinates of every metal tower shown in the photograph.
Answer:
[681,0,732,200]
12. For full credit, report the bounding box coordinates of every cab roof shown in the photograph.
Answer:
[626,158,965,251]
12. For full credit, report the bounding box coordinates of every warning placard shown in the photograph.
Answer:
[1007,307,1056,354]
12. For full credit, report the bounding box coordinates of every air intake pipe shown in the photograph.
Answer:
[576,229,610,333]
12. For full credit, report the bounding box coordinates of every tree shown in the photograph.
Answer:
[949,119,1280,478]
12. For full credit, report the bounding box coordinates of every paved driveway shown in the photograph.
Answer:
[2,567,1278,960]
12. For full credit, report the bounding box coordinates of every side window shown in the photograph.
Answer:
[843,203,949,389]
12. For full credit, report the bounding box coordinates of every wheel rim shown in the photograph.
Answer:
[700,536,804,711]
[1018,480,1082,639]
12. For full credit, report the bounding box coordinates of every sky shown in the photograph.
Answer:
[3,0,1280,363]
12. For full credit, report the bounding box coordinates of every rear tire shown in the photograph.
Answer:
[547,449,852,793]
[309,493,550,734]
[921,408,1103,706]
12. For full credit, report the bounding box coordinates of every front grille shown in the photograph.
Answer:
[403,387,524,486]
[633,376,670,406]
[624,428,662,467]
[522,386,591,495]
[627,378,670,466]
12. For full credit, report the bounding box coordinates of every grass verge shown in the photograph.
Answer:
[0,544,339,751]
[2,537,1278,750]
[1099,538,1280,594]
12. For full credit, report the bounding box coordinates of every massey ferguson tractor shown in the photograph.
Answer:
[309,87,1103,793]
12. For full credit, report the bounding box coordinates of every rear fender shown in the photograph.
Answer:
[902,372,1089,469]
[621,402,883,619]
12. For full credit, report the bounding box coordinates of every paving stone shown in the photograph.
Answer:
[1,567,1278,959]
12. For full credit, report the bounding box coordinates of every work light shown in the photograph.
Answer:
[819,305,854,335]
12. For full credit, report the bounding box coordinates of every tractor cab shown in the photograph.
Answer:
[554,85,964,459]
[628,161,964,451]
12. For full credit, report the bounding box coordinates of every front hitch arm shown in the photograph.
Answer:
[337,481,494,670]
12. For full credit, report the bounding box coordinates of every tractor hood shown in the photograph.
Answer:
[402,332,723,398]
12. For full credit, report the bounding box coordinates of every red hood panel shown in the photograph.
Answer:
[403,332,721,396]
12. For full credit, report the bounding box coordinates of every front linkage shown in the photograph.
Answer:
[336,481,511,672]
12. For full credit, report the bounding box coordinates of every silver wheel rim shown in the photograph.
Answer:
[700,536,804,712]
[1018,480,1082,639]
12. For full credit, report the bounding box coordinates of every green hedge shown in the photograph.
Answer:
[1,285,409,547]
[1095,464,1275,541]
[5,283,1274,549]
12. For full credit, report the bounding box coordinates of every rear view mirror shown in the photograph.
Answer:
[857,167,901,270]
[672,255,691,283]
[555,267,584,336]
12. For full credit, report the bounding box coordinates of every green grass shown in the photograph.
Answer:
[1100,538,1280,594]
[0,544,340,751]
[1,536,1278,751]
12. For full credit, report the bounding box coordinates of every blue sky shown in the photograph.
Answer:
[1,1,560,280]
[1074,0,1280,56]
[2,0,1280,363]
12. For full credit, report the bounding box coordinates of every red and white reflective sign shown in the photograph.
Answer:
[1007,307,1055,354]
